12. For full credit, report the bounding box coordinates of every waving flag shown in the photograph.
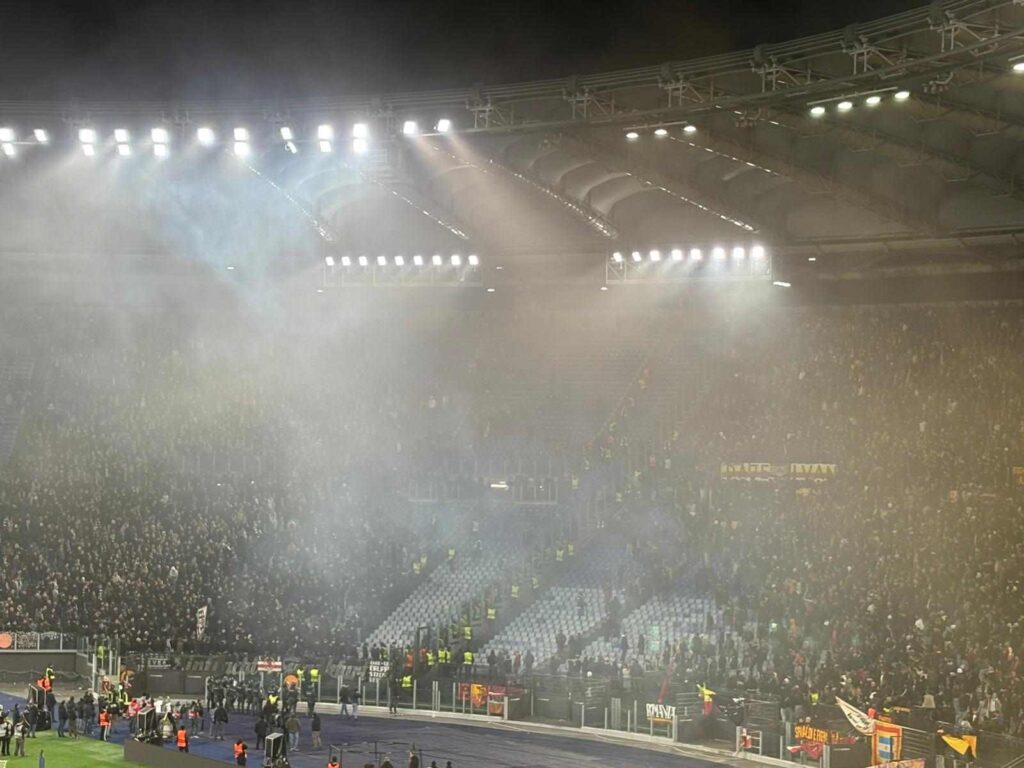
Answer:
[836,696,875,735]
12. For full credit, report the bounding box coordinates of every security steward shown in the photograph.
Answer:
[176,724,189,752]
[234,738,248,766]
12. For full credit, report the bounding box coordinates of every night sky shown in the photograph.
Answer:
[1,0,919,102]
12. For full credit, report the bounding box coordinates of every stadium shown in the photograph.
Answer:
[1,1,1024,767]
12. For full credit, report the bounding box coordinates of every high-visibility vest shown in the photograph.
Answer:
[555,549,564,562]
[532,576,540,590]
[177,730,188,748]
[268,695,279,706]
[462,626,472,640]
[413,561,422,574]
[296,667,305,680]
[234,742,245,758]
[99,712,110,727]
[401,675,413,689]
[463,651,473,665]
[567,543,574,557]
[426,652,435,667]
[310,668,319,681]
[486,607,496,621]
[510,585,519,599]
[447,548,456,561]
[45,666,55,680]
[439,649,450,664]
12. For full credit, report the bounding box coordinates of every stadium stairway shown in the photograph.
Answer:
[0,353,35,463]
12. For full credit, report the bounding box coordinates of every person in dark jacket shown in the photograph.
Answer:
[57,700,68,737]
[254,716,267,750]
[212,704,228,740]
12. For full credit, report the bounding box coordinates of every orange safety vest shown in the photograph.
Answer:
[177,730,188,748]
[234,742,245,758]
[99,712,110,727]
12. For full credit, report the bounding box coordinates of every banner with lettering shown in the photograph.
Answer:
[646,702,676,723]
[720,462,838,482]
[873,722,903,764]
[1013,466,1024,488]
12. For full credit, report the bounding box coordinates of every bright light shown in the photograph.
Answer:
[1014,62,1024,73]
[712,246,726,260]
[865,95,882,106]
[352,122,368,139]
[319,140,332,153]
[751,245,766,259]
[467,254,479,266]
[233,141,250,158]
[732,246,746,259]
[233,127,249,141]
[413,255,424,266]
[403,120,419,136]
[226,265,235,271]
[810,105,826,117]
[671,248,684,261]
[280,126,294,141]
[81,144,96,157]
[151,127,169,144]
[612,251,623,263]
[689,248,703,260]
[114,128,130,143]
[395,255,405,266]
[197,127,216,145]
[285,141,298,154]
[325,256,335,267]
[358,256,369,267]
[808,256,817,262]
[341,256,352,267]
[117,144,131,157]
[154,143,169,158]
[78,128,96,144]
[0,128,15,142]
[377,255,387,266]
[318,124,334,140]
[1,143,14,158]
[649,249,661,262]
[894,90,910,101]
[773,281,792,288]
[600,285,609,291]
[352,138,368,154]
[432,254,443,266]
[625,131,639,140]
[436,118,452,133]
[34,129,48,144]
[836,101,853,112]
[683,124,697,134]
[486,287,496,293]
[654,128,668,137]
[631,251,642,262]
[451,254,462,266]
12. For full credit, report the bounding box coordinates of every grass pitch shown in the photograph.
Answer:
[12,731,148,768]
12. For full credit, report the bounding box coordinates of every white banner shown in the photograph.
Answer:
[836,696,875,735]
[195,606,208,641]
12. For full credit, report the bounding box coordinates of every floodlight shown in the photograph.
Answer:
[712,246,726,259]
[654,128,668,137]
[341,256,352,267]
[836,101,853,112]
[114,128,130,143]
[436,118,452,133]
[773,281,792,288]
[732,246,746,259]
[649,249,661,262]
[486,287,496,293]
[1014,62,1024,73]
[0,128,15,142]
[451,254,462,266]
[683,124,697,134]
[432,254,442,266]
[810,106,826,117]
[352,138,368,154]
[319,140,332,153]
[600,285,609,291]
[808,256,817,262]
[376,255,386,266]
[325,256,335,267]
[1,143,14,157]
[865,95,882,106]
[612,251,623,263]
[671,248,683,261]
[631,251,642,262]
[285,141,298,154]
[154,143,168,158]
[467,254,479,266]
[233,127,249,141]
[34,129,48,144]
[358,255,369,267]
[280,126,294,141]
[233,141,250,158]
[625,131,639,140]
[403,120,419,136]
[117,144,131,157]
[689,248,703,260]
[197,127,216,145]
[81,144,96,156]
[318,124,334,140]
[78,128,96,144]
[352,123,367,139]
[395,255,405,266]
[894,90,910,101]
[751,245,766,259]
[151,127,169,144]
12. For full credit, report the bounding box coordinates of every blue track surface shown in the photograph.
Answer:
[0,692,719,768]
